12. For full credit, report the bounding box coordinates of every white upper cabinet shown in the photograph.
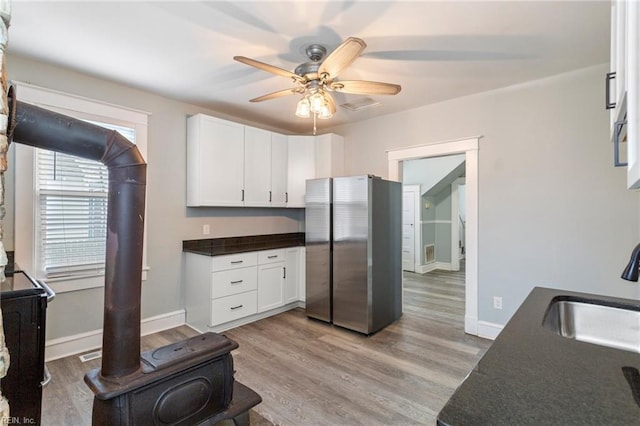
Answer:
[625,1,640,188]
[187,114,244,207]
[287,136,316,207]
[609,0,627,133]
[244,126,272,206]
[187,113,345,206]
[271,132,288,207]
[315,133,345,178]
[609,0,640,189]
[286,134,344,207]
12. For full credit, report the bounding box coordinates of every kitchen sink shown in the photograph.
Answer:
[542,297,640,354]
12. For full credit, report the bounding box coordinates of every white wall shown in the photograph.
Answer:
[333,64,640,325]
[6,54,303,340]
[403,154,465,194]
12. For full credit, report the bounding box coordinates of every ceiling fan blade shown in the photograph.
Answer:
[249,87,303,102]
[318,37,367,79]
[234,56,305,83]
[330,80,401,95]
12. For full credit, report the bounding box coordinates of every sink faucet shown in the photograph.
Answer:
[621,243,640,281]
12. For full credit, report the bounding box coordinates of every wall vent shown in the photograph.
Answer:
[425,244,435,263]
[79,350,102,363]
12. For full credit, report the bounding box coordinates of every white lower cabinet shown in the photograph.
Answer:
[211,291,258,326]
[284,247,300,304]
[185,246,304,332]
[257,262,285,312]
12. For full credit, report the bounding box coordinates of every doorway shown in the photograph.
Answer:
[402,185,420,273]
[388,137,480,336]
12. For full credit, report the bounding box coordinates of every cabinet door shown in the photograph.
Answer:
[287,136,315,207]
[257,262,285,312]
[187,115,244,206]
[298,247,306,302]
[271,132,288,207]
[315,133,344,178]
[627,0,640,188]
[284,248,299,304]
[244,126,272,206]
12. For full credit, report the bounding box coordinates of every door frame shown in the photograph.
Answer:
[402,184,421,273]
[451,177,466,272]
[388,136,480,336]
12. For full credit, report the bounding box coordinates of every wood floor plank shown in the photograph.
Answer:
[41,263,491,425]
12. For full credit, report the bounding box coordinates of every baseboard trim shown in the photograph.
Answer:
[464,315,478,336]
[45,309,186,361]
[416,262,455,274]
[477,320,503,340]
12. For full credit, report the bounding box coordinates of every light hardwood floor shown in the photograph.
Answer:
[42,265,491,425]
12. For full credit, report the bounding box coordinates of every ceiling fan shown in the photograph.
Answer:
[233,37,401,123]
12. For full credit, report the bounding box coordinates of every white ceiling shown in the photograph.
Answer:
[8,1,610,134]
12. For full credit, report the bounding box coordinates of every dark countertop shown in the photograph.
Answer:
[437,287,640,425]
[183,232,304,256]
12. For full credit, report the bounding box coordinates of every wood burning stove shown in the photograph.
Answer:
[7,88,261,425]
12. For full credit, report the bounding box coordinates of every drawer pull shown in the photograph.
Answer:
[267,255,278,259]
[230,280,244,284]
[230,304,243,310]
[605,71,616,110]
[230,260,243,264]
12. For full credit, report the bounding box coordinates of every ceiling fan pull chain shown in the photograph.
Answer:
[313,112,317,135]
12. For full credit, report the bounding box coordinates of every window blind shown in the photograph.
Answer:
[36,122,135,278]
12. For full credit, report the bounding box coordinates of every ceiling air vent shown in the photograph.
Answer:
[340,97,381,112]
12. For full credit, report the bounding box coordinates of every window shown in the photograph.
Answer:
[35,122,135,279]
[14,82,149,292]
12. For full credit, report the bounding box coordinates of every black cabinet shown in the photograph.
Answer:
[1,271,50,425]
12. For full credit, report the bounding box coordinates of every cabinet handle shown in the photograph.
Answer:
[605,72,616,110]
[231,260,243,264]
[267,255,278,259]
[614,119,628,167]
[286,192,288,203]
[230,304,243,310]
[269,191,272,202]
[241,189,245,202]
[230,280,243,284]
[283,266,286,279]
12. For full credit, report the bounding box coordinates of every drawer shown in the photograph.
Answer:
[212,267,257,299]
[258,249,285,265]
[210,291,257,326]
[212,252,258,271]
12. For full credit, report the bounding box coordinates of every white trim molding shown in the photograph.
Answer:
[44,310,185,361]
[477,321,504,340]
[13,82,150,292]
[417,261,454,274]
[388,136,481,336]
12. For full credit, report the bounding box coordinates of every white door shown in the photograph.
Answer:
[402,187,418,272]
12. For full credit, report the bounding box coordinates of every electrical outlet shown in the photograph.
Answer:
[493,296,503,310]
[202,224,210,235]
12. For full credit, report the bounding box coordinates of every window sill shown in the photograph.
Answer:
[46,266,149,294]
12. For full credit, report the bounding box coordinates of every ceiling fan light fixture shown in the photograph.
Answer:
[295,97,310,118]
[309,91,325,114]
[319,103,333,119]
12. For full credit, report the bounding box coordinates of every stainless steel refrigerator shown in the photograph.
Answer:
[305,175,402,334]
